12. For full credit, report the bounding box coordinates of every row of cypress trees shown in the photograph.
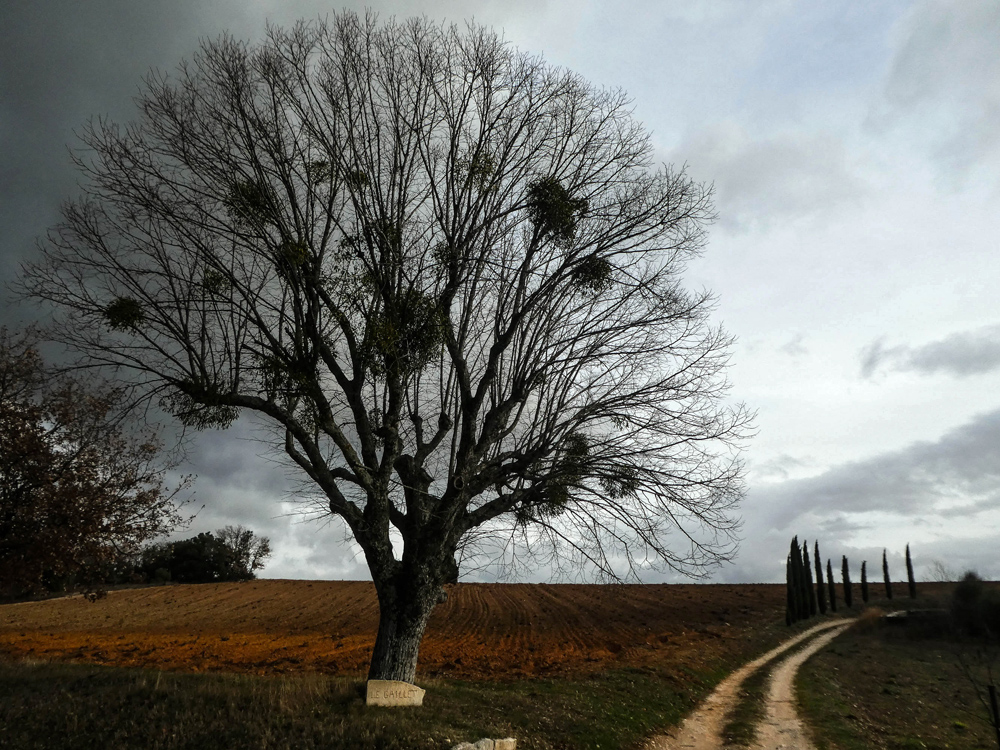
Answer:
[786,539,918,625]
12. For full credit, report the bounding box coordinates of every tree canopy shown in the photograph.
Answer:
[139,525,271,583]
[19,12,751,681]
[0,327,187,598]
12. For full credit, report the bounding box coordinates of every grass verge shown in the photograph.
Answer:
[0,657,730,750]
[720,651,774,747]
[797,615,999,750]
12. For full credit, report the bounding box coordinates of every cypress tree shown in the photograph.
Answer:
[842,555,853,608]
[814,541,827,614]
[827,559,837,612]
[803,541,817,616]
[790,537,807,621]
[785,554,794,626]
[788,538,801,623]
[861,561,869,604]
[796,541,811,620]
[906,544,917,599]
[883,549,893,599]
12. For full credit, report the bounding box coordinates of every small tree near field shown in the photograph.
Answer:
[216,525,272,580]
[787,537,803,623]
[140,527,270,583]
[931,560,957,583]
[785,554,794,626]
[17,12,750,683]
[949,571,1000,748]
[803,540,817,617]
[861,560,869,604]
[790,536,809,621]
[150,533,233,583]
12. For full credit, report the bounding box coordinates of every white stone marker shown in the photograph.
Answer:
[365,679,425,707]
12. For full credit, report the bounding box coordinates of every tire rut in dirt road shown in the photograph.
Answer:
[645,619,851,750]
[750,621,851,750]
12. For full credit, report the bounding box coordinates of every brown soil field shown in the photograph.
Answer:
[0,581,787,680]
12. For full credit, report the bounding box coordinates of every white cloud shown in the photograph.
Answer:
[873,0,1000,180]
[676,122,866,232]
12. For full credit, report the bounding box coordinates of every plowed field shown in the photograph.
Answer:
[0,581,785,680]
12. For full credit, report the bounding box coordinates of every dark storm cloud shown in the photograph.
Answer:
[0,0,309,565]
[0,0,546,320]
[1,2,208,305]
[181,419,293,495]
[752,407,1000,530]
[0,0,563,583]
[861,325,1000,378]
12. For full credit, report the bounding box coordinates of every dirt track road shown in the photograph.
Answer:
[646,619,851,750]
[750,623,851,749]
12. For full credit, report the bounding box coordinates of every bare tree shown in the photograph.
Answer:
[18,13,751,682]
[0,327,188,598]
[216,524,272,579]
[932,559,958,583]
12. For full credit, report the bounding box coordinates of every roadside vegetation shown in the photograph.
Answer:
[798,576,1000,750]
[720,641,780,747]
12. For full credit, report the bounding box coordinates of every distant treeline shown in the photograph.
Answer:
[785,538,917,626]
[5,525,271,601]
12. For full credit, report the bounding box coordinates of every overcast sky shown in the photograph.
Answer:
[3,1,997,584]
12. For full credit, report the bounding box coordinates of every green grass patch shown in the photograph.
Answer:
[797,620,999,750]
[0,657,730,750]
[720,653,773,747]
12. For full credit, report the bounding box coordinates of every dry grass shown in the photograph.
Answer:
[851,605,886,633]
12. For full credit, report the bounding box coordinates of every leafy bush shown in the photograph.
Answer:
[950,571,1000,638]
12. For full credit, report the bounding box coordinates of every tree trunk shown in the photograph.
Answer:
[367,606,432,683]
[367,564,444,683]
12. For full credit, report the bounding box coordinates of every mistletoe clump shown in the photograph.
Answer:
[527,176,588,248]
